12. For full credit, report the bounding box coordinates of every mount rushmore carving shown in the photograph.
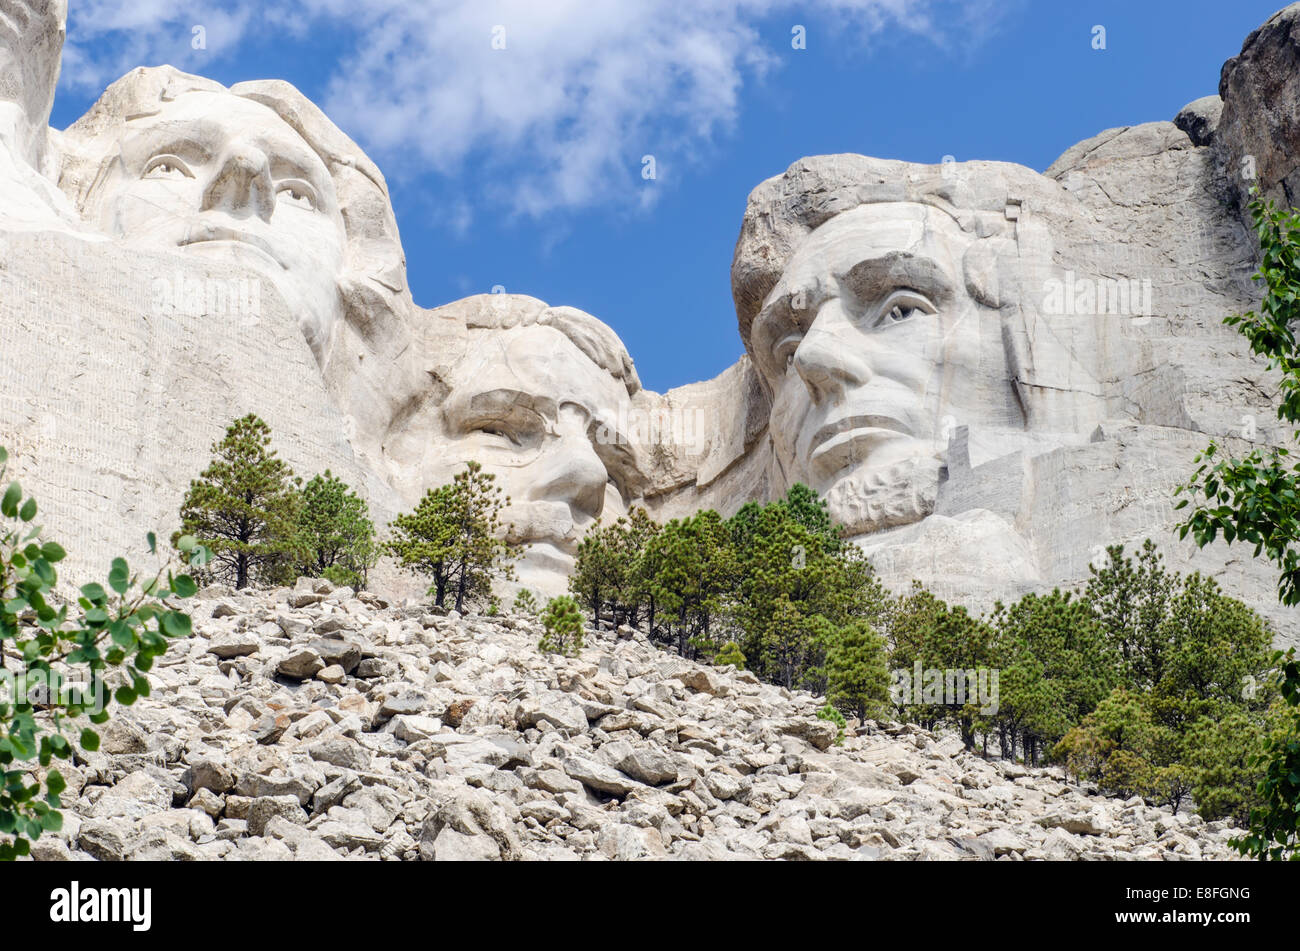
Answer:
[4,0,1300,640]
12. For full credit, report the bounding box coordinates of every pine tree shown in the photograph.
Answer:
[174,414,303,589]
[539,595,585,657]
[385,462,517,612]
[826,619,890,721]
[297,470,377,589]
[714,640,746,669]
[569,519,623,627]
[991,589,1118,764]
[513,588,538,616]
[645,510,736,658]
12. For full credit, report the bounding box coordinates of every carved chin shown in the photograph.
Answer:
[823,454,942,537]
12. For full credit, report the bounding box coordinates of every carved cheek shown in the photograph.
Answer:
[110,182,195,238]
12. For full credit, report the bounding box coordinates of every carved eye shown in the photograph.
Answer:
[875,291,936,328]
[143,155,193,180]
[276,180,317,210]
[884,303,920,324]
[774,334,802,373]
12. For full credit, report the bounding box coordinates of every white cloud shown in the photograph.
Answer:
[60,0,1009,217]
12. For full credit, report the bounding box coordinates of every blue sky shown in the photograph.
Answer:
[53,0,1284,393]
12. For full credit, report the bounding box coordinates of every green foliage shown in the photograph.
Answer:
[512,589,538,617]
[1183,708,1270,827]
[825,619,889,722]
[1176,188,1300,606]
[175,414,303,590]
[0,446,205,859]
[568,506,662,630]
[1167,188,1300,857]
[714,640,746,670]
[296,470,377,590]
[1233,651,1300,860]
[385,462,518,613]
[728,486,884,691]
[991,589,1118,764]
[816,701,846,746]
[539,595,585,657]
[1084,541,1174,691]
[1053,688,1175,801]
[646,509,737,658]
[1041,540,1277,811]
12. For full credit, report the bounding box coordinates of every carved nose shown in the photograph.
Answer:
[793,320,864,406]
[529,424,608,524]
[200,147,275,221]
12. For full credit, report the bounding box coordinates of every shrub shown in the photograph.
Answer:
[539,595,584,657]
[816,701,847,746]
[0,446,206,859]
[714,641,745,669]
[513,589,538,616]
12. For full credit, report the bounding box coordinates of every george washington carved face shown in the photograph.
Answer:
[71,91,347,360]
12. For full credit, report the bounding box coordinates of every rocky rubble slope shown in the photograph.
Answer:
[23,579,1244,861]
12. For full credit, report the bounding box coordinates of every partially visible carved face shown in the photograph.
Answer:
[751,203,1020,536]
[0,0,65,166]
[83,91,346,360]
[386,322,642,592]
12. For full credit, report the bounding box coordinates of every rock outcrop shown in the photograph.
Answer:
[20,581,1244,862]
[5,1,1300,642]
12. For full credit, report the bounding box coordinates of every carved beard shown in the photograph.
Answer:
[823,452,943,537]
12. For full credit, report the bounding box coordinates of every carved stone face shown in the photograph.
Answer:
[386,322,641,593]
[0,0,65,167]
[84,91,347,360]
[750,202,1022,536]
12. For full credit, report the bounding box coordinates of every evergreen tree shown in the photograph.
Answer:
[385,462,517,612]
[991,589,1118,764]
[1085,540,1174,690]
[174,414,302,589]
[825,619,890,721]
[645,510,736,658]
[539,595,585,657]
[714,640,746,669]
[513,588,538,616]
[728,496,851,689]
[569,518,623,627]
[296,470,377,589]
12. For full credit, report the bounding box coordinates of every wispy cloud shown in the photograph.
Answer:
[61,0,1009,217]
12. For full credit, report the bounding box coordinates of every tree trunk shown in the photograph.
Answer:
[454,566,468,614]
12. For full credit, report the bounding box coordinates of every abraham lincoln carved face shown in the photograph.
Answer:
[749,197,1103,537]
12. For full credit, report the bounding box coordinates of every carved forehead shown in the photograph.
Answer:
[448,325,629,411]
[776,203,971,290]
[121,92,314,146]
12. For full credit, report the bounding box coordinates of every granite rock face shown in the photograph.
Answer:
[2,2,1300,640]
[1215,2,1300,212]
[16,583,1246,862]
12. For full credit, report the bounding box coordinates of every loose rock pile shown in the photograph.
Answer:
[24,579,1244,861]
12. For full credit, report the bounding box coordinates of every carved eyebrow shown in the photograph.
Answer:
[123,127,214,167]
[456,388,555,428]
[268,154,327,191]
[840,251,956,304]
